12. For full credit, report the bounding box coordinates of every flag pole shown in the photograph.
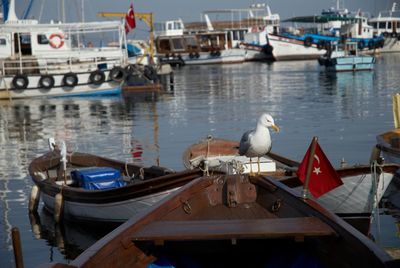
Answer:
[302,136,318,199]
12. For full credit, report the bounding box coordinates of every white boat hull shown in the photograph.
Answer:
[182,49,246,65]
[380,37,400,53]
[0,70,122,99]
[313,171,394,214]
[41,187,180,222]
[268,34,326,61]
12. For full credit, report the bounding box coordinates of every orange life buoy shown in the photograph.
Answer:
[49,33,64,49]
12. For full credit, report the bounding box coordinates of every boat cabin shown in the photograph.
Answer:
[369,3,400,36]
[0,21,70,59]
[155,32,229,55]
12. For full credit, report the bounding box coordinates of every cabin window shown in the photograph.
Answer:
[239,31,245,40]
[158,39,171,52]
[371,22,377,28]
[379,22,386,29]
[232,31,238,41]
[388,22,392,29]
[174,21,182,30]
[184,37,198,50]
[0,38,6,45]
[37,34,49,45]
[398,22,400,28]
[171,38,184,51]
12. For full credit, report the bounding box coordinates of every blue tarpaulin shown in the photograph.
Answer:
[71,167,125,190]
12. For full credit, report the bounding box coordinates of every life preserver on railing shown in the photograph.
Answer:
[12,74,29,90]
[304,37,313,47]
[89,70,105,85]
[62,72,78,87]
[38,74,55,89]
[109,66,126,83]
[49,33,65,49]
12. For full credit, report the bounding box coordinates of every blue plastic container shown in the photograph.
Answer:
[71,167,125,190]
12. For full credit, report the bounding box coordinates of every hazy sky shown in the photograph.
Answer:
[14,0,396,38]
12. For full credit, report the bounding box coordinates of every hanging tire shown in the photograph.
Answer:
[12,74,29,90]
[304,37,313,47]
[38,74,55,89]
[144,65,158,82]
[391,32,398,38]
[89,70,105,85]
[317,40,325,50]
[195,52,200,58]
[109,66,126,83]
[189,52,194,59]
[215,50,221,57]
[62,72,78,87]
[124,64,137,75]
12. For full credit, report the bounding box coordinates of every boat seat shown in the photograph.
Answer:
[131,217,337,243]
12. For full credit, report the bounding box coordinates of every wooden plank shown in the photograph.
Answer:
[131,217,336,242]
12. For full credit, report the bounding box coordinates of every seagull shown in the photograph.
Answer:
[239,113,280,175]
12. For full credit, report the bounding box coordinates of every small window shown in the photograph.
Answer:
[184,37,198,50]
[379,22,386,29]
[37,34,49,44]
[0,38,6,45]
[388,22,392,29]
[171,38,184,50]
[158,39,171,52]
[239,31,244,40]
[232,31,238,40]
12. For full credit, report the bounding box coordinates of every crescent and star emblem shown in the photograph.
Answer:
[313,154,322,175]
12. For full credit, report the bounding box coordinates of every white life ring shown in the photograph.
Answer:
[49,33,64,49]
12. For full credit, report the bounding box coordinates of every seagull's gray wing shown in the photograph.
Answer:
[239,130,253,155]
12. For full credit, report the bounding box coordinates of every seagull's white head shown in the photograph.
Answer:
[258,113,280,132]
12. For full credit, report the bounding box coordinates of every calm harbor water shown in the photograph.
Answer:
[1,54,400,267]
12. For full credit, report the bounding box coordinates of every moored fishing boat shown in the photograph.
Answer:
[154,19,245,65]
[183,137,400,234]
[0,0,136,99]
[41,173,400,268]
[369,3,400,53]
[28,140,205,223]
[318,41,375,72]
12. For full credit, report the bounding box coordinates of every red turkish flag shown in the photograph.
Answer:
[296,140,343,198]
[125,3,136,34]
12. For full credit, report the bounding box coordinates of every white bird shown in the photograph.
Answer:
[239,113,280,175]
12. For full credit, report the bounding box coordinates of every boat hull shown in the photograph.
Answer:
[0,70,122,99]
[182,49,246,65]
[268,34,326,61]
[41,188,179,222]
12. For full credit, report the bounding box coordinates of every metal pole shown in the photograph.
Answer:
[12,227,24,268]
[302,136,318,199]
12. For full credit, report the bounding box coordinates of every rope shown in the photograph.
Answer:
[125,161,135,180]
[371,160,383,244]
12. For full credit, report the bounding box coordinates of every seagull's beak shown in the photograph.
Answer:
[272,124,280,132]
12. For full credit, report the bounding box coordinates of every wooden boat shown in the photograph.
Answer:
[183,137,400,234]
[42,173,400,268]
[376,128,400,164]
[28,146,205,223]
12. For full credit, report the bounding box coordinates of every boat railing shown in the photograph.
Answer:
[0,55,125,76]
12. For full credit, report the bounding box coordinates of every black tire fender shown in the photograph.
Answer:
[38,74,55,89]
[109,66,127,83]
[89,70,105,85]
[12,74,29,90]
[62,72,78,87]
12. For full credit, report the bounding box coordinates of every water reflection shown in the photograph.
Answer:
[29,210,117,261]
